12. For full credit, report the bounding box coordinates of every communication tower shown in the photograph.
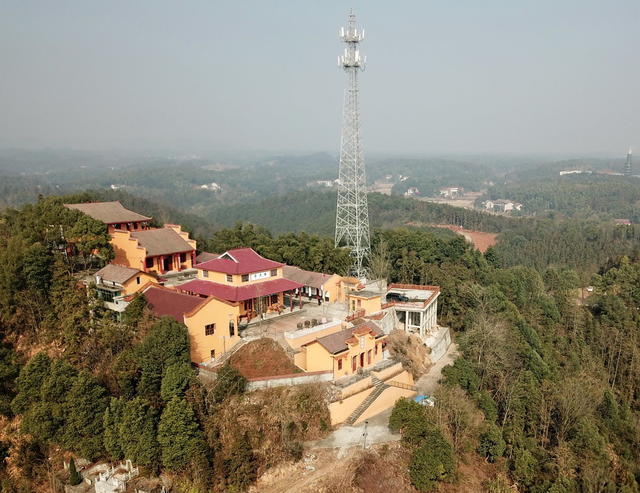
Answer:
[334,10,371,279]
[625,148,632,176]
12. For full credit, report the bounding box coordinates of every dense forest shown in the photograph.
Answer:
[483,175,640,222]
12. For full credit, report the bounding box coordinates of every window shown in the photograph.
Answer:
[374,343,378,355]
[205,323,215,335]
[338,359,343,371]
[229,320,235,337]
[359,336,365,349]
[226,274,233,282]
[367,349,372,365]
[96,288,119,303]
[203,270,209,278]
[136,276,141,285]
[145,257,154,268]
[180,252,187,263]
[241,274,249,282]
[352,355,357,372]
[359,352,365,367]
[357,299,362,307]
[114,223,121,230]
[270,269,278,277]
[210,349,216,359]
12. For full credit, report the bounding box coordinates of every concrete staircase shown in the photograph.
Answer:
[343,375,389,426]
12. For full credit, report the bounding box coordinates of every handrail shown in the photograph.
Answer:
[387,380,417,391]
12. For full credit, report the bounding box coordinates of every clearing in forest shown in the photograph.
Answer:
[434,224,498,253]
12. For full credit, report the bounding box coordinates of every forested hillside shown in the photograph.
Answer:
[1,194,639,492]
[484,175,640,221]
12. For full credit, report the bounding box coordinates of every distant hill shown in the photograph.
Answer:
[203,190,516,235]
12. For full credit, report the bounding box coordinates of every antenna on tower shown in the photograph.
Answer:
[334,11,371,280]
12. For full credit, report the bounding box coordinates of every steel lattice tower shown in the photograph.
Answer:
[335,11,370,280]
[625,148,632,176]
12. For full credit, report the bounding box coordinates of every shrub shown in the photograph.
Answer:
[409,433,455,492]
[68,458,82,486]
[210,364,246,404]
[478,424,506,462]
[388,398,425,434]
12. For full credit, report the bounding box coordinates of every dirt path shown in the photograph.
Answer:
[416,342,459,395]
[433,224,497,253]
[251,448,356,493]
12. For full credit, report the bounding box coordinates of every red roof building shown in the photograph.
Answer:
[185,248,304,323]
[195,247,283,275]
[144,286,205,322]
[178,278,302,302]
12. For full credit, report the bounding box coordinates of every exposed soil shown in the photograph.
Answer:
[229,337,302,379]
[433,224,498,253]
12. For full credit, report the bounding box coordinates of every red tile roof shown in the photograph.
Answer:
[195,248,283,275]
[144,286,205,322]
[178,278,302,302]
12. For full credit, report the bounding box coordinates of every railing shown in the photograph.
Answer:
[345,309,365,322]
[387,380,417,391]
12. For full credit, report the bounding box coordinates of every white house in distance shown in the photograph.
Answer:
[404,187,420,197]
[481,199,523,213]
[439,187,464,199]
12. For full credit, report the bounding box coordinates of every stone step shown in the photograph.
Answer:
[344,383,389,426]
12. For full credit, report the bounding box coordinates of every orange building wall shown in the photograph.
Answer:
[321,274,343,303]
[110,231,146,271]
[348,294,382,315]
[300,332,385,379]
[197,266,284,286]
[185,298,241,364]
[121,272,156,295]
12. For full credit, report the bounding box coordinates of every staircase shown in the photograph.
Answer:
[343,375,389,426]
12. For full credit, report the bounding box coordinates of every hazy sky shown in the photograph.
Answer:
[1,1,639,154]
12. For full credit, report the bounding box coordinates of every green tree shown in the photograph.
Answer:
[120,398,160,469]
[62,371,108,460]
[409,433,456,492]
[136,318,190,401]
[388,397,425,434]
[478,424,506,462]
[160,362,194,402]
[209,364,246,404]
[68,457,82,486]
[103,398,125,460]
[157,397,207,471]
[121,293,147,328]
[11,352,51,415]
[223,433,258,492]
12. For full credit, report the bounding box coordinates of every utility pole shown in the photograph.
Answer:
[362,420,369,449]
[335,10,371,280]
